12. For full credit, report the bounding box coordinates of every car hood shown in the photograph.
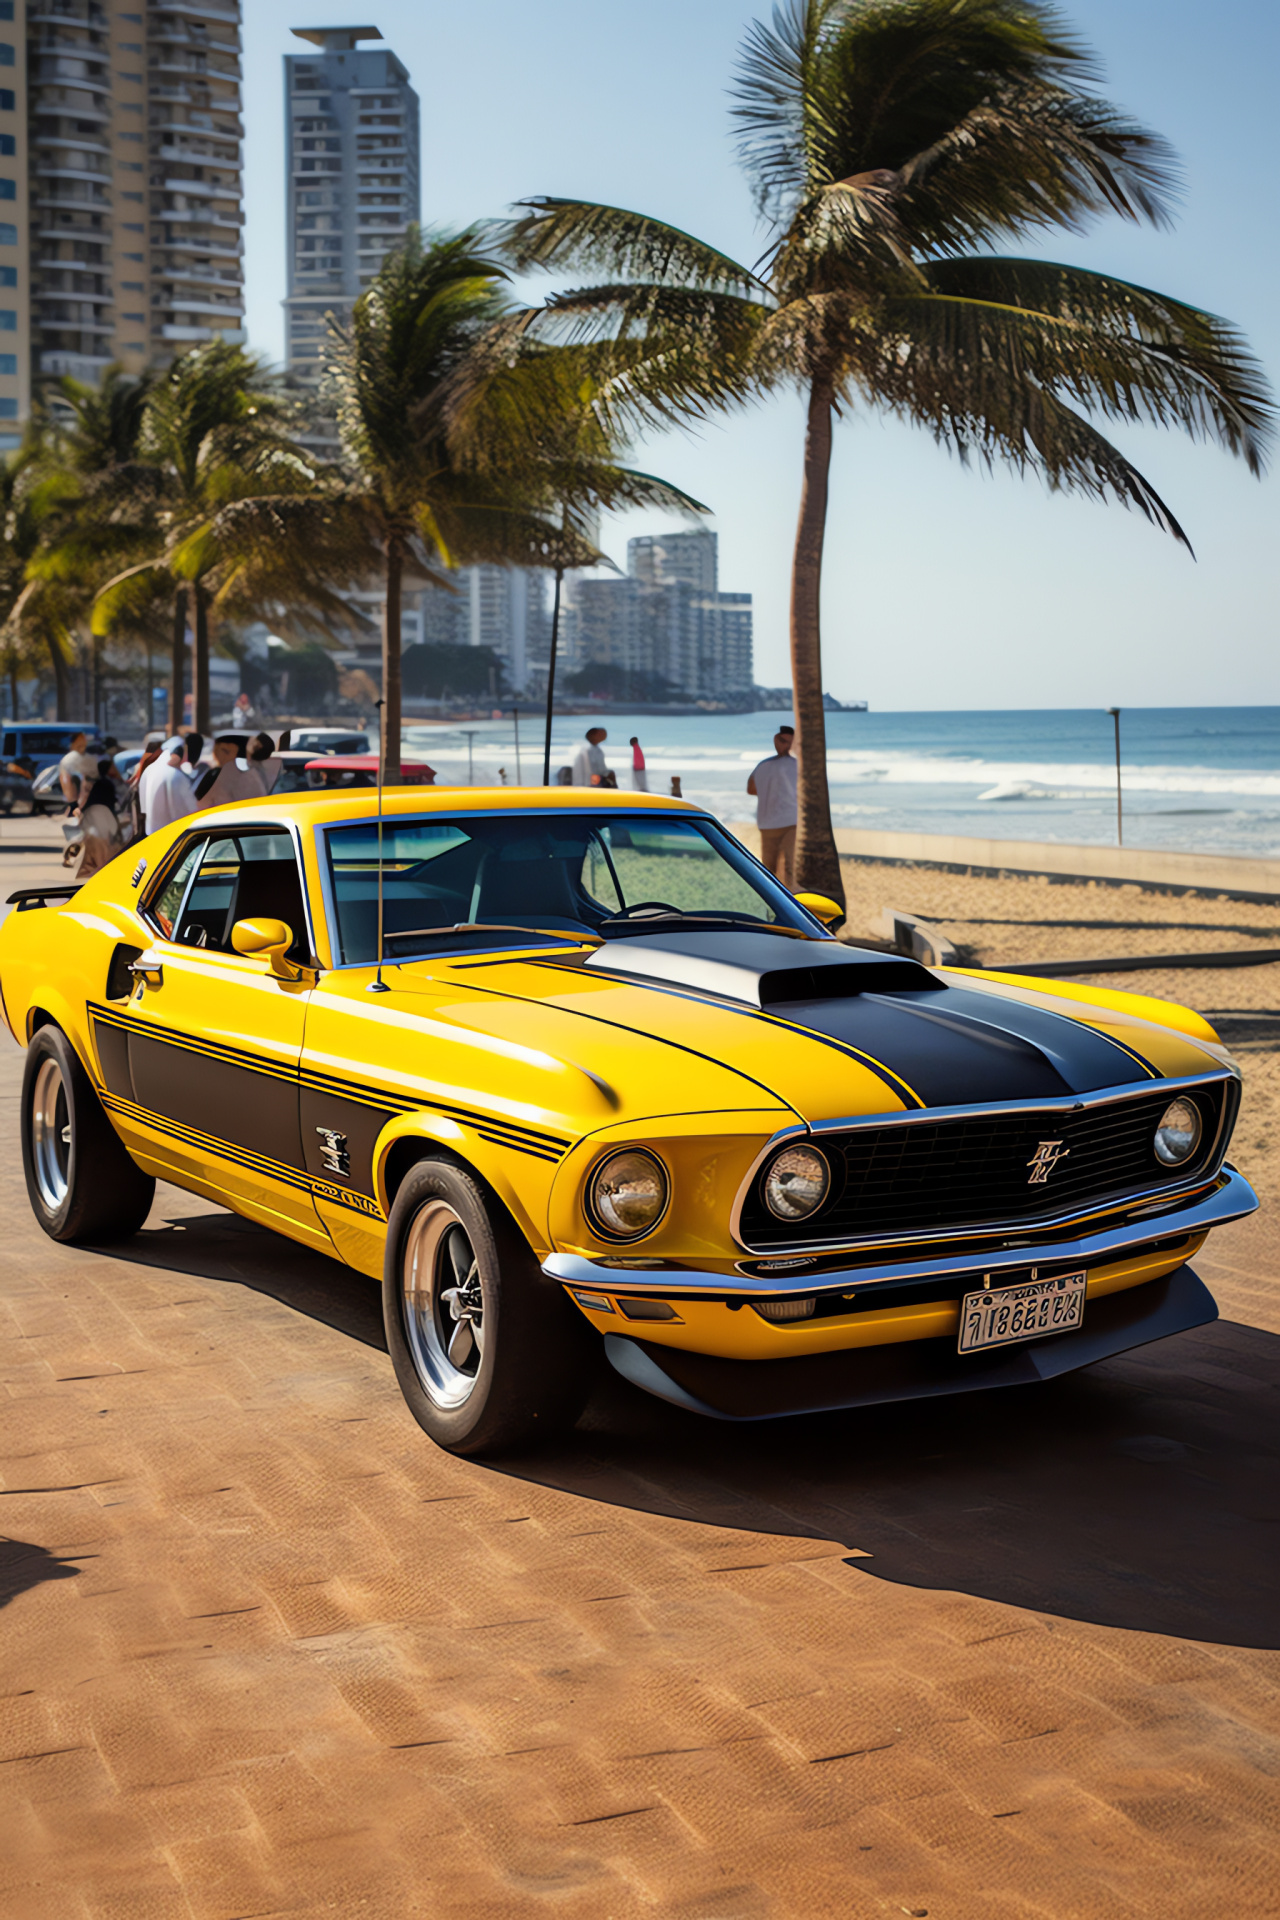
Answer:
[399,930,1225,1128]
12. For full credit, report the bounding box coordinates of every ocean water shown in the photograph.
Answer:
[402,707,1280,859]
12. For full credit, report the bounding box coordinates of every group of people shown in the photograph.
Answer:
[568,729,650,791]
[58,727,289,879]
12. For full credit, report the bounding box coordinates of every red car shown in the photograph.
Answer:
[304,755,438,789]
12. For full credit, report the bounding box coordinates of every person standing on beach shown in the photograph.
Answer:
[571,727,609,786]
[629,736,648,791]
[747,725,798,888]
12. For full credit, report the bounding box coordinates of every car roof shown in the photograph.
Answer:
[189,785,704,829]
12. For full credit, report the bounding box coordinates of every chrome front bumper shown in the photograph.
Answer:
[542,1167,1258,1300]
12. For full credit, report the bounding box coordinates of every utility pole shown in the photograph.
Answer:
[460,728,477,785]
[1107,707,1122,846]
[512,707,522,785]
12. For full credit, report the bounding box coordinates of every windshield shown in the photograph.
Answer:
[324,811,814,965]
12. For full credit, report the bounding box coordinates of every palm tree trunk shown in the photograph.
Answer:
[789,376,844,910]
[193,579,210,735]
[169,585,186,733]
[542,565,563,785]
[48,632,69,720]
[381,535,403,783]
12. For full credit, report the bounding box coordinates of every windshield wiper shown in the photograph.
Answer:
[383,922,589,947]
[596,911,806,938]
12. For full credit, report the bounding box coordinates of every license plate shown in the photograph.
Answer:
[958,1270,1086,1354]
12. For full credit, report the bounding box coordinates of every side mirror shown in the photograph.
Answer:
[232,916,302,980]
[793,891,845,929]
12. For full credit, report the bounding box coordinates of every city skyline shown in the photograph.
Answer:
[238,0,1280,710]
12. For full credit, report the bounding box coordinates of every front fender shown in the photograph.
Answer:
[373,1109,563,1256]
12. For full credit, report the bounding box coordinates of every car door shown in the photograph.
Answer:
[94,825,328,1248]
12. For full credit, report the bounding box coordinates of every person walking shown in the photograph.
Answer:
[62,764,124,878]
[57,730,98,809]
[140,738,201,834]
[629,736,648,791]
[571,727,609,787]
[747,724,798,888]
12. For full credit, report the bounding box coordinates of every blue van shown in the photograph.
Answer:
[2,722,104,779]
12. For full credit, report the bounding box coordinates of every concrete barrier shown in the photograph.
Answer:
[727,822,1280,903]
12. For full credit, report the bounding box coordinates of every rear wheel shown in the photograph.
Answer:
[21,1026,156,1243]
[383,1158,596,1456]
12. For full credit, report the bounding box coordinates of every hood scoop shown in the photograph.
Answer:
[584,930,942,1008]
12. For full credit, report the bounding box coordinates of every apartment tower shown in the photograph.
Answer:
[283,25,420,382]
[23,0,243,420]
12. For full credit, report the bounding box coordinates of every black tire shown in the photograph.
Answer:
[383,1158,597,1457]
[21,1025,156,1244]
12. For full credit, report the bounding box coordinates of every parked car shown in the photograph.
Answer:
[0,789,1256,1459]
[288,728,370,756]
[0,767,34,814]
[265,750,329,795]
[2,723,103,783]
[303,754,437,788]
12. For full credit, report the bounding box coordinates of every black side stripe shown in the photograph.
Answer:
[102,1093,386,1220]
[89,1002,571,1161]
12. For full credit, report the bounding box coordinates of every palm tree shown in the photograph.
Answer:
[508,0,1272,904]
[210,229,703,781]
[93,342,308,732]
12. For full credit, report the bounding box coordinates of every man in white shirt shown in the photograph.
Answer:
[142,739,201,834]
[571,727,609,787]
[747,725,798,887]
[194,734,265,808]
[58,732,99,807]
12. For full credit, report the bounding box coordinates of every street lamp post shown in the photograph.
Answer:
[1107,706,1122,846]
[460,728,477,785]
[512,706,522,786]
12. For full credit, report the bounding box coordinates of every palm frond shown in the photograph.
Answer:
[506,199,763,295]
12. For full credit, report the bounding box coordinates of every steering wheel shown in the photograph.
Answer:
[608,901,683,919]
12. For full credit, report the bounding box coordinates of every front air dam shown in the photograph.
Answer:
[602,1266,1217,1420]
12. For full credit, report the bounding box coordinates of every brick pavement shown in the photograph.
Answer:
[1,844,1278,1917]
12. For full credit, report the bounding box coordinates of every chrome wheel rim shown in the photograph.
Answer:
[401,1200,485,1409]
[31,1056,71,1213]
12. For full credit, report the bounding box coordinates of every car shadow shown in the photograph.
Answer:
[96,1211,1278,1651]
[116,1207,387,1350]
[510,1318,1280,1652]
[1,1537,83,1609]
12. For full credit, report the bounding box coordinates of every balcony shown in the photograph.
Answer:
[39,350,114,375]
[37,313,114,333]
[35,193,112,215]
[35,286,113,304]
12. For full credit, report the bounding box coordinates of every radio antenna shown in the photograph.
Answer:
[368,695,389,994]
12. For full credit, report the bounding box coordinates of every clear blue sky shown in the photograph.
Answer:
[242,1,1279,708]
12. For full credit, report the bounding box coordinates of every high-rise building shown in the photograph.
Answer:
[565,531,754,699]
[22,0,244,425]
[282,25,420,384]
[627,529,718,595]
[0,4,30,451]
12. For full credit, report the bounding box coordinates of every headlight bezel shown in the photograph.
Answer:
[585,1146,671,1243]
[1154,1096,1203,1168]
[761,1142,832,1223]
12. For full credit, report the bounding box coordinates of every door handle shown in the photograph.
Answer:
[128,955,164,987]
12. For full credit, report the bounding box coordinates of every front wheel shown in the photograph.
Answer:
[21,1025,156,1243]
[383,1159,596,1456]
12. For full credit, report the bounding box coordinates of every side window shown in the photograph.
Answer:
[2,730,14,756]
[147,838,205,939]
[145,831,308,958]
[177,830,309,959]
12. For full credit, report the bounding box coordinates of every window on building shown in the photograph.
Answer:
[0,224,13,245]
[0,266,14,286]
[0,5,12,21]
[0,310,15,331]
[0,181,14,202]
[0,90,11,111]
[0,354,15,374]
[0,399,16,419]
[0,45,15,67]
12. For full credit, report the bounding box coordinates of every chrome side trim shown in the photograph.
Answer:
[545,1167,1257,1299]
[732,1070,1237,1257]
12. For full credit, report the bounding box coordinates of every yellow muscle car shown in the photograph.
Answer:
[0,787,1257,1455]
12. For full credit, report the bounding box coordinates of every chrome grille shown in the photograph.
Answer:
[739,1082,1232,1249]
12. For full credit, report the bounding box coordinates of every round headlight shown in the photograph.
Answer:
[589,1149,669,1239]
[1154,1097,1202,1166]
[763,1145,831,1222]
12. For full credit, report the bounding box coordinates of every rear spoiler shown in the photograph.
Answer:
[6,884,81,911]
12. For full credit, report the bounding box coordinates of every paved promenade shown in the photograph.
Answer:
[1,829,1278,1917]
